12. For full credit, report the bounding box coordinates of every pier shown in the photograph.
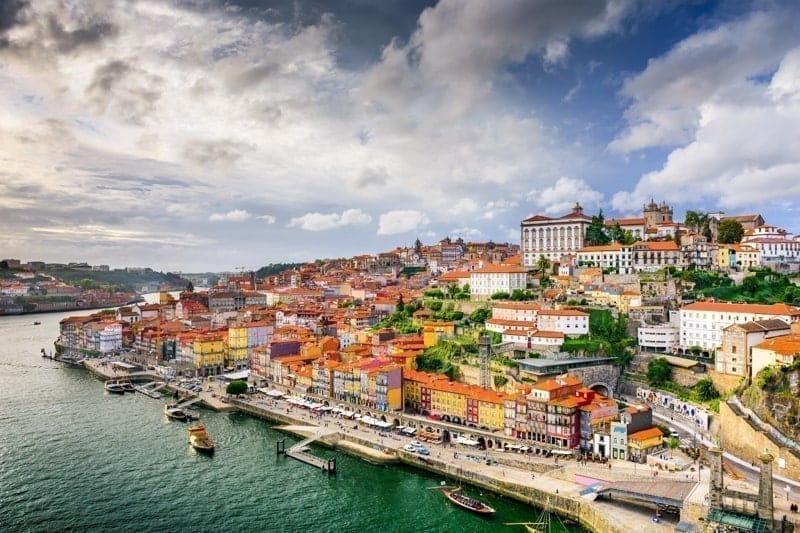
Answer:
[134,382,166,399]
[278,429,337,475]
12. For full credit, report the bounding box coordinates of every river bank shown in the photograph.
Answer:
[80,358,683,533]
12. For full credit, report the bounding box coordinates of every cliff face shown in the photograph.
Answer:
[741,365,800,443]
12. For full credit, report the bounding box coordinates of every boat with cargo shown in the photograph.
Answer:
[188,423,215,454]
[439,486,495,516]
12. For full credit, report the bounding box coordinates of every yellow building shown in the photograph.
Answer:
[423,321,456,348]
[226,325,249,371]
[193,332,225,377]
[628,427,663,462]
[476,391,507,431]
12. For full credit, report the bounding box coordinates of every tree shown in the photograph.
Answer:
[469,307,490,324]
[490,291,510,300]
[585,210,611,246]
[667,436,680,458]
[718,219,744,244]
[695,378,720,402]
[493,375,509,389]
[226,380,248,395]
[608,222,635,245]
[536,254,552,274]
[647,358,671,386]
[396,294,405,313]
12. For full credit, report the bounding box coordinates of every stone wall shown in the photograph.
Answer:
[567,363,621,397]
[719,401,800,482]
[708,369,744,395]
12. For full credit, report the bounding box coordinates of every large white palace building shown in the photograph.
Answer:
[520,203,592,266]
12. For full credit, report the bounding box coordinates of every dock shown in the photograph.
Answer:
[133,381,166,399]
[279,432,336,475]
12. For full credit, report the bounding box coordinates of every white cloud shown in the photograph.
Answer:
[451,226,483,239]
[610,9,800,153]
[377,210,430,235]
[612,26,800,213]
[209,209,251,222]
[257,215,277,224]
[527,177,603,215]
[287,208,372,231]
[483,198,518,219]
[449,198,479,216]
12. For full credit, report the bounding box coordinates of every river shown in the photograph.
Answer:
[0,310,582,532]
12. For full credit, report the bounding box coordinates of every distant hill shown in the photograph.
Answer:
[43,268,188,293]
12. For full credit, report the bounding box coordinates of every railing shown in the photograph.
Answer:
[728,396,800,455]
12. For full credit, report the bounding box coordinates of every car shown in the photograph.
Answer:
[410,440,422,448]
[403,444,418,453]
[669,430,680,439]
[416,445,430,455]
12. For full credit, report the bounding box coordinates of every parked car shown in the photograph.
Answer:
[416,445,430,456]
[403,444,418,453]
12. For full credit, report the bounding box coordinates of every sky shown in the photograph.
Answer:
[2,0,800,273]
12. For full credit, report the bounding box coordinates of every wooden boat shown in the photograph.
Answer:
[440,486,495,515]
[120,381,135,393]
[188,423,215,454]
[164,403,188,421]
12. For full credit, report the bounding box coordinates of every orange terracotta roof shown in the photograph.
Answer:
[538,309,588,317]
[629,427,663,441]
[472,264,529,274]
[754,334,800,355]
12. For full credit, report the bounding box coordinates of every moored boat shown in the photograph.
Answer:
[164,403,188,421]
[188,423,215,454]
[120,381,135,393]
[104,380,126,394]
[440,486,495,515]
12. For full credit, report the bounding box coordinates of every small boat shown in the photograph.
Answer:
[119,381,135,393]
[105,380,126,394]
[440,486,495,515]
[164,403,188,421]
[188,423,215,454]
[33,321,41,325]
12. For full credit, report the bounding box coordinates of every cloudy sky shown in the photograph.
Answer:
[2,0,800,273]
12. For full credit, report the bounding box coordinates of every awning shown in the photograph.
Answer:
[402,427,417,435]
[455,437,479,446]
[221,370,249,381]
[551,450,573,455]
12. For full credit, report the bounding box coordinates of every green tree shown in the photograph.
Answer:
[427,300,443,312]
[493,375,509,389]
[647,358,671,386]
[718,219,744,244]
[585,210,611,246]
[536,254,552,274]
[667,436,680,458]
[424,288,444,299]
[469,307,490,324]
[695,378,720,402]
[396,294,405,313]
[490,291,510,300]
[226,380,248,395]
[608,222,636,245]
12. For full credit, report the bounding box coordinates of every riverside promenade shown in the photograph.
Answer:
[82,360,693,532]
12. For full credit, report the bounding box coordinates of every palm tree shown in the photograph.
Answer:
[536,254,552,274]
[667,436,680,458]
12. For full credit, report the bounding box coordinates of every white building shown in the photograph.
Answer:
[638,324,680,352]
[520,202,591,266]
[679,301,800,352]
[490,302,540,322]
[536,309,589,336]
[469,264,528,298]
[751,332,800,378]
[741,224,800,262]
[576,244,633,274]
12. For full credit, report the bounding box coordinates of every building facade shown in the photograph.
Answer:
[520,203,592,266]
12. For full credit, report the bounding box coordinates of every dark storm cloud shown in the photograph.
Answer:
[0,0,28,32]
[46,13,117,53]
[85,59,164,125]
[182,139,255,167]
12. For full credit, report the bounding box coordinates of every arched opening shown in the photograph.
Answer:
[477,436,487,450]
[452,416,462,425]
[380,415,387,423]
[589,383,611,397]
[442,414,452,423]
[487,440,494,449]
[393,418,401,427]
[441,430,451,444]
